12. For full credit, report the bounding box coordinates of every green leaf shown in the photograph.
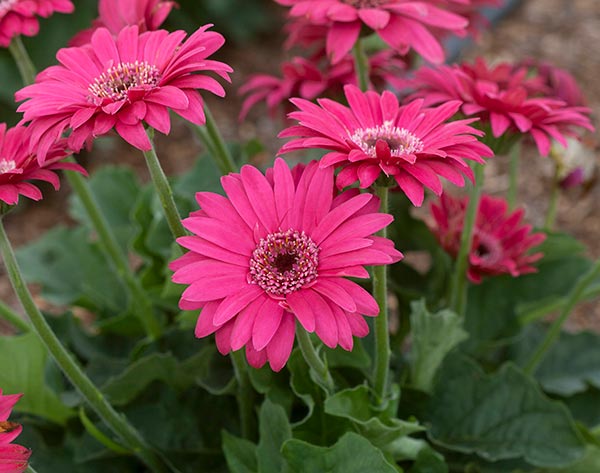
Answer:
[282,432,398,473]
[409,300,467,392]
[257,399,292,473]
[0,333,73,424]
[222,431,258,473]
[325,385,423,450]
[557,446,600,473]
[427,355,585,468]
[409,447,448,473]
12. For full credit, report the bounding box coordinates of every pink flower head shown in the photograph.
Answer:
[279,84,493,207]
[70,0,177,47]
[0,389,30,473]
[170,158,403,371]
[435,0,501,39]
[0,123,85,206]
[430,193,546,283]
[409,58,594,155]
[16,24,232,162]
[275,0,469,64]
[239,50,406,121]
[0,0,73,47]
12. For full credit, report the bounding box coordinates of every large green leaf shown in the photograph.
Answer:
[257,399,292,473]
[0,333,73,424]
[409,300,467,392]
[222,431,258,473]
[427,355,585,468]
[282,432,398,473]
[557,446,600,473]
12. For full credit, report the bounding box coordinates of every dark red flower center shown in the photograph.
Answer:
[472,231,503,266]
[88,61,160,102]
[342,0,386,7]
[249,229,319,296]
[350,121,424,160]
[0,159,16,174]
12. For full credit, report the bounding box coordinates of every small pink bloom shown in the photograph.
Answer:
[275,0,469,64]
[408,58,594,155]
[430,193,546,283]
[279,84,493,207]
[0,0,73,47]
[170,158,403,371]
[0,123,85,206]
[0,389,30,473]
[70,0,177,47]
[16,25,232,162]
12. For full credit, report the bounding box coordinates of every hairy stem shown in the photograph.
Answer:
[230,351,256,440]
[544,167,561,231]
[297,328,335,393]
[8,36,36,85]
[0,299,30,333]
[200,105,237,175]
[507,141,521,210]
[352,39,370,92]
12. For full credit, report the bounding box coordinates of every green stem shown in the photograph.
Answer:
[524,260,600,375]
[0,299,30,333]
[201,105,236,175]
[544,167,561,231]
[296,328,335,393]
[65,164,162,340]
[230,351,256,440]
[27,466,39,473]
[8,36,36,86]
[142,128,187,240]
[507,141,521,210]
[0,219,169,473]
[372,185,390,403]
[352,39,370,92]
[449,163,484,317]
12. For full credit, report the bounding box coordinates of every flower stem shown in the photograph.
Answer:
[0,219,170,473]
[352,39,370,92]
[524,259,600,375]
[449,163,484,317]
[65,163,162,340]
[0,299,30,333]
[142,128,187,240]
[27,466,39,473]
[200,105,237,175]
[230,351,256,440]
[296,328,335,393]
[8,36,36,85]
[544,167,561,231]
[372,184,390,404]
[507,141,521,210]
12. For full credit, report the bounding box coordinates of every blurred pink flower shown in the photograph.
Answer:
[430,193,546,283]
[170,158,402,371]
[275,0,468,64]
[0,389,30,473]
[70,0,177,46]
[16,25,232,161]
[0,0,73,47]
[279,84,492,206]
[519,59,586,108]
[0,123,85,206]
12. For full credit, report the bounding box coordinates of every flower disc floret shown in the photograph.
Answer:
[88,61,161,102]
[350,122,424,161]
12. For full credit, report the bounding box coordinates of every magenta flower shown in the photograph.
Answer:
[16,25,232,161]
[0,0,73,47]
[430,193,546,283]
[69,0,177,47]
[275,0,468,64]
[170,158,402,371]
[409,58,594,155]
[279,84,492,206]
[0,389,30,473]
[0,123,85,206]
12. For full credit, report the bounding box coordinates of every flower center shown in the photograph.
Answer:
[0,421,19,433]
[350,121,424,160]
[342,0,386,7]
[473,231,502,266]
[88,61,160,102]
[0,159,16,174]
[249,229,319,296]
[0,0,17,15]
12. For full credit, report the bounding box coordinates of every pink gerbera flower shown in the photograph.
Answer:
[430,193,546,283]
[170,158,402,371]
[0,0,73,47]
[0,389,30,473]
[279,84,493,206]
[69,0,177,47]
[16,24,232,162]
[275,0,469,64]
[408,58,594,155]
[0,123,85,206]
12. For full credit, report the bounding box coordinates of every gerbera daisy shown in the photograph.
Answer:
[275,0,469,64]
[279,84,493,206]
[0,123,85,206]
[69,0,177,47]
[430,193,546,283]
[170,158,402,371]
[0,0,73,47]
[16,24,232,162]
[0,389,30,473]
